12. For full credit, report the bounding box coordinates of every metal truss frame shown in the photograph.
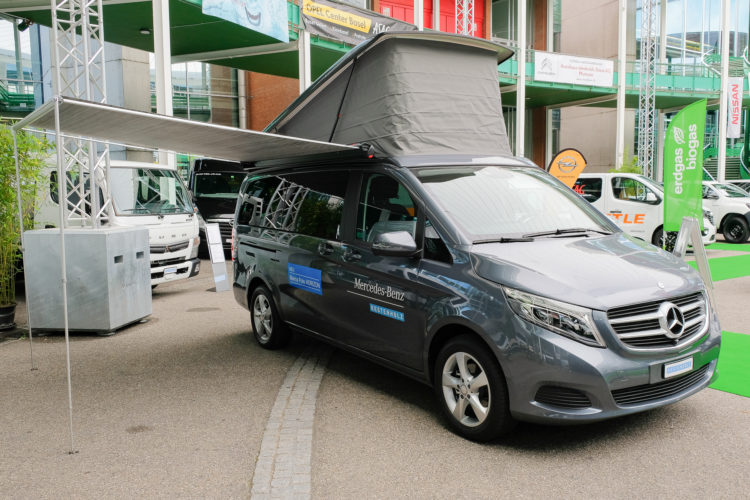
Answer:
[50,0,111,227]
[456,0,475,36]
[637,0,657,179]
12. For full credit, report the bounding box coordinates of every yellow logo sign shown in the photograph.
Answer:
[303,0,372,33]
[548,149,587,188]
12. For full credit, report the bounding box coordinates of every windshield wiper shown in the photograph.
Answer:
[522,228,612,238]
[473,237,535,244]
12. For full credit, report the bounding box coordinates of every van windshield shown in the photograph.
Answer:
[194,172,245,199]
[415,165,613,240]
[111,167,193,215]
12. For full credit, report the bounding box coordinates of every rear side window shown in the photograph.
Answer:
[573,178,602,202]
[237,176,281,226]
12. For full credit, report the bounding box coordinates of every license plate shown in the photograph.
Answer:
[164,267,177,275]
[664,357,693,378]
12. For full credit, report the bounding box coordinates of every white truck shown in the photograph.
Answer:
[702,181,750,243]
[36,160,201,286]
[574,172,716,246]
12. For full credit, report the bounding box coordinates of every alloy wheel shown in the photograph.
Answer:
[441,351,491,427]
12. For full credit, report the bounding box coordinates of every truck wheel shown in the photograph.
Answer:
[433,335,515,442]
[723,216,749,243]
[652,227,663,247]
[250,285,291,349]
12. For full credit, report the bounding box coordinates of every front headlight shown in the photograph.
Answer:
[190,236,200,259]
[503,287,605,348]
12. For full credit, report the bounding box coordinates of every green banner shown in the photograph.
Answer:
[663,99,706,232]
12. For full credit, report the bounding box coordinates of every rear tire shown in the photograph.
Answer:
[723,215,749,243]
[250,285,291,349]
[651,226,663,247]
[433,335,515,442]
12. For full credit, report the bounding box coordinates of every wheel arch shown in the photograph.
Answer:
[426,321,505,387]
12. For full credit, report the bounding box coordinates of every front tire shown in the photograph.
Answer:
[433,335,515,442]
[250,285,291,349]
[723,215,749,243]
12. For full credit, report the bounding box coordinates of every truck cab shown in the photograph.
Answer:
[36,160,201,286]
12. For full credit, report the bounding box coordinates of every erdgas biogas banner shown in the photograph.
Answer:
[302,0,417,46]
[664,99,706,232]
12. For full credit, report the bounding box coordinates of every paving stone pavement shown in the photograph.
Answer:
[251,343,332,500]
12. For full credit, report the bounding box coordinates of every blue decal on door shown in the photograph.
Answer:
[369,303,405,322]
[288,264,322,295]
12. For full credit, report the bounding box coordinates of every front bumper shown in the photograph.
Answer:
[151,257,200,285]
[500,310,721,424]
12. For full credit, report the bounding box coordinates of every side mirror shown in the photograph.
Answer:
[372,231,418,257]
[707,193,719,200]
[646,192,658,203]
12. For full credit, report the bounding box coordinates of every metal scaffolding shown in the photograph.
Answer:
[456,0,475,36]
[50,0,111,227]
[637,0,657,179]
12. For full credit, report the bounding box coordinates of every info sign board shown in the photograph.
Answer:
[205,223,230,292]
[534,51,614,88]
[202,0,289,43]
[663,100,706,232]
[301,0,416,46]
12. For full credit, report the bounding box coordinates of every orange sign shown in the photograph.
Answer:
[548,149,587,188]
[608,213,645,224]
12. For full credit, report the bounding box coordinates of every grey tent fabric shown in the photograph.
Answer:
[271,33,512,157]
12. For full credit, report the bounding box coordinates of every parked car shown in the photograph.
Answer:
[574,173,716,246]
[702,181,750,243]
[232,153,720,441]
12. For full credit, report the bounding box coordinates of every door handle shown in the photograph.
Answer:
[318,242,334,256]
[342,247,361,262]
[610,210,622,214]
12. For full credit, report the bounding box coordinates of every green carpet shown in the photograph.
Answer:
[687,253,750,281]
[706,243,750,252]
[710,331,750,398]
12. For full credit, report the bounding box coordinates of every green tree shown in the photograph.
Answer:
[0,124,53,308]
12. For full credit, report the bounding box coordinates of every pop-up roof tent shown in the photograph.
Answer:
[266,32,515,158]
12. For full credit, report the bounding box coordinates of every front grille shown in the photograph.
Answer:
[152,257,185,267]
[150,240,189,254]
[535,386,591,409]
[607,292,707,349]
[611,363,710,406]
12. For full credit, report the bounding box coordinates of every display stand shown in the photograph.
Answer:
[672,216,715,309]
[206,223,230,292]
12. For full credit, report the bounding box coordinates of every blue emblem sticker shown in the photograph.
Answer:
[288,264,322,295]
[369,303,405,322]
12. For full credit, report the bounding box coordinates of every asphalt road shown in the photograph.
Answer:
[1,255,749,499]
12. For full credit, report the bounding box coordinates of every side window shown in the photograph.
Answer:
[356,173,417,243]
[237,176,280,226]
[573,178,602,202]
[702,185,716,199]
[611,177,659,205]
[272,171,349,240]
[423,219,451,263]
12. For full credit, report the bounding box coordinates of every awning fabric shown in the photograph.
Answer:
[13,96,357,162]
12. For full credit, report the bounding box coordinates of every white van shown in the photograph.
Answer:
[574,173,716,246]
[702,181,750,243]
[36,161,201,286]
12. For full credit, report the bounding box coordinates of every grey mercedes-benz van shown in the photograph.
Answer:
[231,152,721,441]
[231,31,720,441]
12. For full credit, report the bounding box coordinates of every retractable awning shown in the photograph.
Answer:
[13,96,357,162]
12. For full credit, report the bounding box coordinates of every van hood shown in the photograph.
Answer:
[471,232,704,311]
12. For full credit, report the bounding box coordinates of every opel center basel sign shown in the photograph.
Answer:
[534,51,614,88]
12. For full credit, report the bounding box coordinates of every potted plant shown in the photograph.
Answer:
[0,124,52,330]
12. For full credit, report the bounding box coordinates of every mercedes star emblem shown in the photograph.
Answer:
[658,302,685,339]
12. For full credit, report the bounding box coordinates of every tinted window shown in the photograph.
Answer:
[611,177,659,204]
[356,173,417,242]
[573,177,602,202]
[237,176,281,226]
[424,219,451,263]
